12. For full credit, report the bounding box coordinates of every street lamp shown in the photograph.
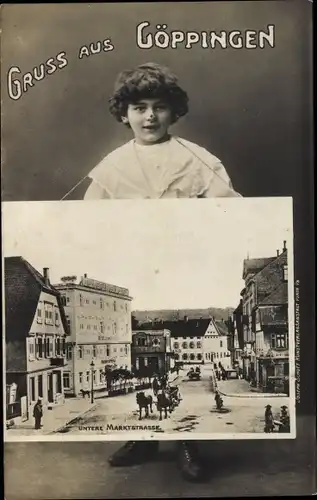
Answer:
[90,360,95,404]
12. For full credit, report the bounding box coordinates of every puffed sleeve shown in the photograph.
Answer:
[201,160,242,198]
[83,179,111,200]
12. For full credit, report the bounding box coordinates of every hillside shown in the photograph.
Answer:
[132,307,234,323]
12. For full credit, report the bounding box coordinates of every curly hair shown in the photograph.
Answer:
[109,62,189,124]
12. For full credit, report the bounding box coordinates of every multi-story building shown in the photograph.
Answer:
[202,318,231,369]
[240,241,289,393]
[165,317,211,365]
[131,329,174,376]
[55,274,133,396]
[228,301,244,372]
[5,257,68,421]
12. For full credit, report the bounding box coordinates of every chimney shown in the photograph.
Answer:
[283,240,287,251]
[277,250,280,256]
[43,268,50,286]
[84,273,87,278]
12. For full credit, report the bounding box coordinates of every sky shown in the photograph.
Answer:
[2,198,293,310]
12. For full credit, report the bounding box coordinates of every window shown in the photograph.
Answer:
[189,341,195,349]
[205,353,208,359]
[37,337,43,358]
[29,340,35,358]
[113,301,117,311]
[94,325,97,330]
[220,341,223,348]
[44,302,53,325]
[174,342,179,349]
[78,346,83,359]
[120,347,123,353]
[87,324,91,330]
[45,337,50,357]
[271,333,288,349]
[86,371,90,383]
[93,346,96,358]
[190,353,195,360]
[113,322,117,334]
[100,298,104,309]
[197,353,202,361]
[79,372,83,384]
[137,337,146,347]
[61,295,67,306]
[66,315,71,331]
[124,345,128,355]
[99,369,104,382]
[63,372,70,389]
[86,299,89,304]
[197,341,202,349]
[126,324,129,335]
[106,346,110,357]
[66,296,70,304]
[175,353,179,360]
[182,342,188,349]
[38,374,43,397]
[67,345,72,360]
[113,347,117,353]
[29,377,36,402]
[182,353,188,360]
[79,294,83,306]
[100,321,104,333]
[56,338,61,355]
[80,324,84,330]
[93,300,97,305]
[283,265,288,281]
[36,305,42,323]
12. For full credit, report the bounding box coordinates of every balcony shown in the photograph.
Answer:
[132,345,164,354]
[49,355,67,367]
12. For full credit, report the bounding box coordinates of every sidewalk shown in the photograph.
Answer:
[217,378,288,398]
[6,397,98,437]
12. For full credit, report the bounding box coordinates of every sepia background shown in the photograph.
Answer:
[1,1,312,201]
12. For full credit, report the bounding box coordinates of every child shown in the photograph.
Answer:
[84,62,241,200]
[87,62,240,482]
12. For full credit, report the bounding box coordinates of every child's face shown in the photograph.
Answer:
[122,98,173,145]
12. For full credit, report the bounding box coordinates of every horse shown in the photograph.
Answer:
[80,389,90,399]
[156,388,175,420]
[136,391,153,420]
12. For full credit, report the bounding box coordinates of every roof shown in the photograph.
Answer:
[243,257,276,279]
[214,319,229,336]
[259,282,288,305]
[4,257,69,341]
[137,318,211,338]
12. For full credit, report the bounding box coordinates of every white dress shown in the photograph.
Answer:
[84,136,241,199]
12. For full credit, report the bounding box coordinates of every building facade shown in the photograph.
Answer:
[131,329,174,376]
[240,242,289,393]
[202,318,231,369]
[55,274,133,396]
[5,258,68,421]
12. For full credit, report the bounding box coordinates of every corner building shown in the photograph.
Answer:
[55,274,133,396]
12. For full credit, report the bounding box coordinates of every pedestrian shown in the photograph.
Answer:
[264,404,274,433]
[33,398,43,430]
[280,405,290,432]
[84,62,241,200]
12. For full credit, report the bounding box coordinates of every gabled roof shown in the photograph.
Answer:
[4,256,69,341]
[259,282,288,306]
[243,257,275,279]
[137,318,211,338]
[214,319,229,336]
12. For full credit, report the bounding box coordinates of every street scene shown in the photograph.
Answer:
[3,199,295,440]
[58,365,290,436]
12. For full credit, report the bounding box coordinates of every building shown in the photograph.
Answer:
[5,257,69,422]
[165,317,211,365]
[229,301,244,372]
[55,274,133,396]
[202,318,231,369]
[240,241,289,393]
[131,329,174,376]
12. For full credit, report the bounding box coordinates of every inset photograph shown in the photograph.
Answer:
[3,198,295,441]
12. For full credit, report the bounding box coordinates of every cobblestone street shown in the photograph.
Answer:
[58,367,291,437]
